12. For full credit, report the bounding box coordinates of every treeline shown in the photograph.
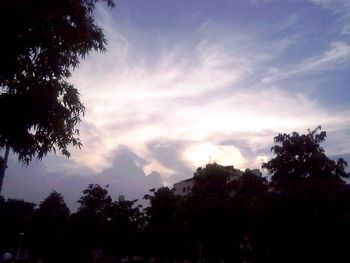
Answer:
[1,127,350,263]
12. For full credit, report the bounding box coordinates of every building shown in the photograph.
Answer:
[172,163,261,196]
[172,177,194,196]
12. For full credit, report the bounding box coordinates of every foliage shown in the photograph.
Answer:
[35,191,70,219]
[0,198,35,252]
[70,184,113,261]
[192,163,234,198]
[228,169,267,197]
[143,187,187,262]
[77,183,112,216]
[0,0,114,164]
[70,184,145,262]
[30,191,70,263]
[104,196,143,258]
[262,126,349,181]
[184,164,230,262]
[1,128,350,262]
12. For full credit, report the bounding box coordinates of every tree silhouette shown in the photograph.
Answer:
[258,127,350,262]
[30,191,70,263]
[0,0,114,192]
[262,126,349,181]
[0,127,349,262]
[144,187,187,263]
[104,196,143,260]
[77,184,112,217]
[71,184,112,262]
[187,164,241,263]
[0,198,35,254]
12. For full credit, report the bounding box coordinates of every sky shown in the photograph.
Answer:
[3,0,350,209]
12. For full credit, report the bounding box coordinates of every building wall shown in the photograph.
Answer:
[172,178,193,196]
[172,164,261,196]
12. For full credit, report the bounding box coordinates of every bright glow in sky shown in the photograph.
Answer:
[184,142,245,168]
[67,0,350,178]
[4,0,350,206]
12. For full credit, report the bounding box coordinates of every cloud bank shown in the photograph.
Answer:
[3,148,163,210]
[2,1,349,208]
[66,5,350,179]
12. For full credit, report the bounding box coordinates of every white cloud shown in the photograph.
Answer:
[301,42,350,70]
[309,0,350,12]
[309,0,332,8]
[3,0,350,206]
[67,7,350,180]
[262,41,350,83]
[184,142,245,168]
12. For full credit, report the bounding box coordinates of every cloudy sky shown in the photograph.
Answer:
[3,0,350,209]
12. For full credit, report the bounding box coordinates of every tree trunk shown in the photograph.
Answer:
[0,145,10,193]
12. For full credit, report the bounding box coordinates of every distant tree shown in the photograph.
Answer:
[144,187,187,263]
[192,163,234,198]
[77,184,112,217]
[187,163,242,263]
[30,191,70,263]
[227,169,267,197]
[262,126,349,181]
[35,191,70,219]
[226,170,269,263]
[0,198,35,252]
[260,128,350,262]
[0,0,115,192]
[254,178,350,263]
[71,184,112,262]
[104,196,143,260]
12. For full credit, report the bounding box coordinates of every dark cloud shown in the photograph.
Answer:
[2,148,163,211]
[146,139,194,183]
[107,146,148,168]
[96,147,163,199]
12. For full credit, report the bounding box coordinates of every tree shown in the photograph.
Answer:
[262,126,349,181]
[260,127,350,262]
[191,163,235,198]
[226,170,269,263]
[76,183,112,217]
[227,169,267,197]
[71,184,112,262]
[35,191,70,219]
[0,0,115,192]
[187,163,242,263]
[0,198,35,252]
[30,191,70,263]
[104,196,143,259]
[144,187,186,263]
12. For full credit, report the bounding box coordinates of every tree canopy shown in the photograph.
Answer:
[0,0,114,164]
[77,183,112,216]
[30,191,70,263]
[1,127,350,262]
[262,126,349,181]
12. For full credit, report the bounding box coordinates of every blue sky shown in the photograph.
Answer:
[3,0,350,208]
